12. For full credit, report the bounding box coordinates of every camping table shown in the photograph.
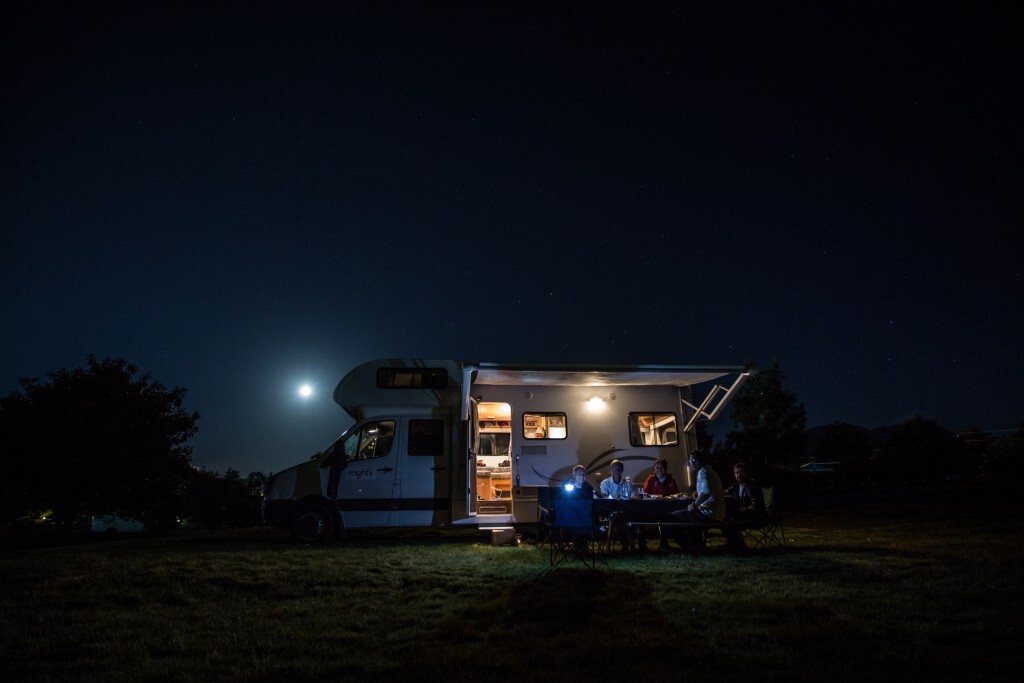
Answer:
[592,497,695,553]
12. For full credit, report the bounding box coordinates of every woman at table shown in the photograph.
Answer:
[643,458,683,551]
[643,458,680,497]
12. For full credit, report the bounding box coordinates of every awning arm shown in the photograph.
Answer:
[681,372,751,432]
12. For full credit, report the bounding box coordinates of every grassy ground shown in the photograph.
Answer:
[1,484,1021,682]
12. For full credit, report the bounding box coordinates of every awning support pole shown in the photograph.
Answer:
[681,372,751,432]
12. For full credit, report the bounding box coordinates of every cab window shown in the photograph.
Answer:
[344,420,396,460]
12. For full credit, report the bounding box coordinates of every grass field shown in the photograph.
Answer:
[1,485,1022,682]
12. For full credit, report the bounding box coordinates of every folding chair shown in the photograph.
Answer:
[536,486,554,549]
[741,485,788,550]
[549,494,605,569]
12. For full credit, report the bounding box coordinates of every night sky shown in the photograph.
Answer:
[3,2,1021,475]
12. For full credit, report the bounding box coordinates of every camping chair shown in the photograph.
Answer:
[549,494,605,569]
[741,485,788,550]
[536,486,554,549]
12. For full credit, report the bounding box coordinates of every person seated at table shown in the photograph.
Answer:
[643,458,680,497]
[554,465,597,552]
[561,464,595,498]
[641,458,683,551]
[600,459,633,499]
[725,462,765,520]
[719,461,765,553]
[597,459,635,552]
[671,450,725,551]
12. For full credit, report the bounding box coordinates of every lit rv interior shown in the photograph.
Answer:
[476,402,512,514]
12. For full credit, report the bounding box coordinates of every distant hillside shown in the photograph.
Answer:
[803,423,898,458]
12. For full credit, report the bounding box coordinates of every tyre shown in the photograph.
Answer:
[290,501,336,544]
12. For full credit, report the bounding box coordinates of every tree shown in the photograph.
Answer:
[813,422,872,484]
[958,425,991,481]
[0,356,199,533]
[694,420,713,452]
[877,415,961,483]
[984,425,1024,480]
[181,468,268,530]
[720,359,807,474]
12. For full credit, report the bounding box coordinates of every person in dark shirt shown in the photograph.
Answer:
[725,462,765,520]
[562,464,595,498]
[721,461,767,553]
[553,465,597,551]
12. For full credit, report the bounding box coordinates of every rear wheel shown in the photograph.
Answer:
[290,501,336,544]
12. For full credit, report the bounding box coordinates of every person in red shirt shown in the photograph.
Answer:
[643,458,680,497]
[643,458,682,551]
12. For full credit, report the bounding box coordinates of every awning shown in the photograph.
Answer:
[464,362,751,431]
[472,363,745,387]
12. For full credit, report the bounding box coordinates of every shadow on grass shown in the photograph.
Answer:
[388,569,693,682]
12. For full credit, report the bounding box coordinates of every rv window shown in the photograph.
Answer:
[478,433,511,457]
[376,367,448,389]
[523,412,567,440]
[408,419,444,456]
[344,420,396,460]
[628,413,679,446]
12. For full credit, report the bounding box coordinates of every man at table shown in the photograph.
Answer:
[725,462,765,520]
[643,458,680,497]
[598,459,635,552]
[600,459,633,499]
[671,450,725,550]
[562,464,595,498]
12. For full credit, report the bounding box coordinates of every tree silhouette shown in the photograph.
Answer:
[0,356,199,533]
[983,424,1024,480]
[719,359,807,475]
[878,415,961,483]
[814,422,872,484]
[181,468,267,530]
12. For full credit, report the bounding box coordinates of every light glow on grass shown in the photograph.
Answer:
[1,486,1020,681]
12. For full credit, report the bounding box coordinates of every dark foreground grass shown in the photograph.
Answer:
[1,485,1022,682]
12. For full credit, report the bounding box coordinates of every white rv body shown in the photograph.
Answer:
[264,359,749,542]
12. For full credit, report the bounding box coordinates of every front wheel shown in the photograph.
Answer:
[290,501,336,544]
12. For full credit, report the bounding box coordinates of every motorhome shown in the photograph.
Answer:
[264,359,750,543]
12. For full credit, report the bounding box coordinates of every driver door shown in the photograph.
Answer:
[336,419,399,527]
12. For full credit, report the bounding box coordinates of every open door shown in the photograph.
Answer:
[466,397,479,517]
[475,402,513,514]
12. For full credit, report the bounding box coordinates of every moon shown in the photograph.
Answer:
[298,383,313,399]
